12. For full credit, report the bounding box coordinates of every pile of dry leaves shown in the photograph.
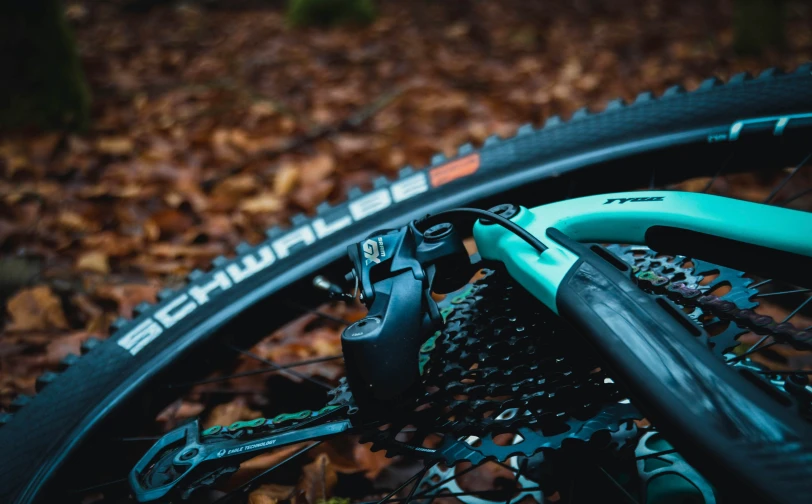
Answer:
[1,0,811,501]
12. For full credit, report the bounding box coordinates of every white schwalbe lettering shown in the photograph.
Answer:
[117,173,431,355]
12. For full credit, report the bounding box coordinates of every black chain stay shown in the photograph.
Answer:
[605,244,759,360]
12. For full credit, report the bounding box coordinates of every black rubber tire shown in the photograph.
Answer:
[1,64,811,503]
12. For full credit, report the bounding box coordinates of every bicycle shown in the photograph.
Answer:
[1,64,811,504]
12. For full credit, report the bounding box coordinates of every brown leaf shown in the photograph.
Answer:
[241,444,307,472]
[292,180,334,213]
[175,401,206,419]
[57,211,93,232]
[81,232,142,257]
[274,164,299,196]
[148,242,226,258]
[76,251,110,274]
[240,192,285,214]
[299,154,335,186]
[7,286,69,332]
[94,284,158,318]
[248,484,295,504]
[147,209,196,238]
[353,443,394,479]
[213,174,258,199]
[45,331,91,366]
[297,453,338,504]
[204,397,261,428]
[96,137,134,156]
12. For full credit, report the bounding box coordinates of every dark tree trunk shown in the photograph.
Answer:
[0,0,91,131]
[286,0,375,27]
[733,0,786,55]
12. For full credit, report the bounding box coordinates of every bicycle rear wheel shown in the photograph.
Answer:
[1,65,811,503]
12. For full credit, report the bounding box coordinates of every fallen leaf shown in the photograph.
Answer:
[147,209,196,238]
[76,251,110,274]
[274,164,299,196]
[241,444,307,472]
[240,192,285,214]
[7,286,69,332]
[297,453,338,504]
[45,331,91,366]
[204,397,261,428]
[57,211,93,232]
[292,180,334,212]
[299,154,335,186]
[214,174,258,199]
[94,284,158,318]
[353,443,394,479]
[249,483,296,504]
[96,137,134,156]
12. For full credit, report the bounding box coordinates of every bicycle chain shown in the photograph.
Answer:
[619,245,812,419]
[361,246,812,463]
[161,245,812,496]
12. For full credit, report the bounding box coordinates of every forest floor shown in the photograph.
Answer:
[1,0,811,501]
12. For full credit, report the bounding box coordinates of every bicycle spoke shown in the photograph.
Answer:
[69,477,129,495]
[749,278,773,289]
[493,460,523,475]
[566,178,577,199]
[284,300,351,325]
[505,459,528,504]
[727,334,772,364]
[764,151,812,204]
[781,187,812,206]
[566,473,576,504]
[406,461,487,502]
[598,466,638,504]
[117,435,160,442]
[783,296,812,323]
[754,288,811,298]
[401,466,431,504]
[702,152,733,193]
[225,343,333,390]
[166,354,343,388]
[213,441,321,504]
[375,465,429,504]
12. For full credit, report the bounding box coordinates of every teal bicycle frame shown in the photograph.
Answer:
[474,191,812,314]
[472,191,812,504]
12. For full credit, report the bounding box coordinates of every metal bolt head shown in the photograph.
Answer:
[481,204,519,225]
[424,222,454,241]
[180,448,199,461]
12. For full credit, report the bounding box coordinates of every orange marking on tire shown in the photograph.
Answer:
[429,154,480,187]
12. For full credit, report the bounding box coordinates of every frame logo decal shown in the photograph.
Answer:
[604,196,665,205]
[429,154,480,187]
[363,238,383,264]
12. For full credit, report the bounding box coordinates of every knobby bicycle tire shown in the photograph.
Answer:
[1,64,811,503]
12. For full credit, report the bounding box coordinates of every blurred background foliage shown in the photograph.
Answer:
[0,1,810,494]
[0,0,799,131]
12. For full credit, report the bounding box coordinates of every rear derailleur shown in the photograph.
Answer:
[130,214,479,502]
